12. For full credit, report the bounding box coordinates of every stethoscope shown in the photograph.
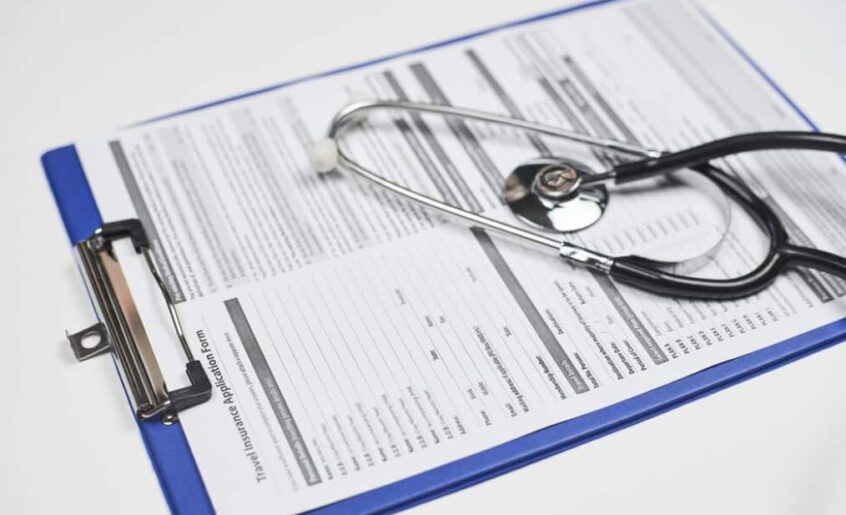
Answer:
[310,100,846,300]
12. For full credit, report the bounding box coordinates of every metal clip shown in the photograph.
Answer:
[69,219,211,422]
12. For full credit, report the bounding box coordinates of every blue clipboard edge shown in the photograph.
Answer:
[41,146,215,515]
[40,0,846,513]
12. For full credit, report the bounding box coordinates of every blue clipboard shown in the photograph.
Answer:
[41,0,846,513]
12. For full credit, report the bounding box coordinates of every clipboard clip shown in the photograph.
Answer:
[67,219,211,423]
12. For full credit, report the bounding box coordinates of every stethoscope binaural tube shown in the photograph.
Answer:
[313,100,846,300]
[311,100,650,269]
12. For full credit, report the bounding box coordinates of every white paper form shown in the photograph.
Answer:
[75,0,846,512]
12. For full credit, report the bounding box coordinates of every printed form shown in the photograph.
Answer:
[76,0,846,512]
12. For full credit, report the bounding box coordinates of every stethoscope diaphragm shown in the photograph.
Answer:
[503,157,609,233]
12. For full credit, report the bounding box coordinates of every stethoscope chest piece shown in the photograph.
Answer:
[503,157,608,232]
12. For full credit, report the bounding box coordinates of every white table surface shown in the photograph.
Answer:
[1,1,844,513]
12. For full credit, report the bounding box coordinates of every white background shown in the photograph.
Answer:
[1,0,845,513]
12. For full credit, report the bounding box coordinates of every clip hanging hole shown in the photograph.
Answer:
[67,322,111,362]
[80,332,102,350]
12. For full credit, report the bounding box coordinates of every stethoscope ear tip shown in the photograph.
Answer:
[310,138,339,174]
